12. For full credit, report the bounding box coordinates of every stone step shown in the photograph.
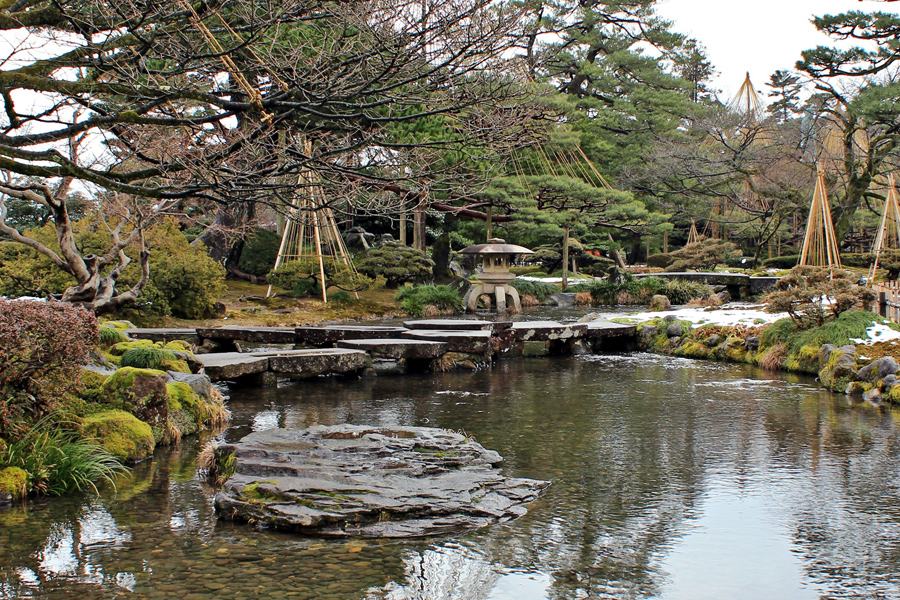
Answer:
[128,328,199,344]
[401,329,493,353]
[336,338,448,360]
[196,348,369,382]
[511,321,587,341]
[297,325,409,346]
[196,326,298,344]
[403,319,512,332]
[583,320,637,339]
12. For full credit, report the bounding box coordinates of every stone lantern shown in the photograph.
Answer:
[460,238,534,313]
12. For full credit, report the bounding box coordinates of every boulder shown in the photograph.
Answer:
[99,367,169,432]
[0,467,27,505]
[639,325,658,346]
[546,293,576,308]
[666,322,687,338]
[882,374,898,393]
[858,356,900,383]
[167,372,213,400]
[818,346,859,392]
[863,387,883,403]
[213,425,550,537]
[649,294,671,312]
[81,409,155,463]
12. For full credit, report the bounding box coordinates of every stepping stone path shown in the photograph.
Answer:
[213,425,550,537]
[195,348,369,382]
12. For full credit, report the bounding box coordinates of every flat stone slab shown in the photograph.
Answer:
[296,326,410,346]
[128,328,199,343]
[260,348,369,376]
[337,339,448,360]
[213,425,550,537]
[401,329,493,353]
[583,320,638,339]
[511,321,587,341]
[196,348,369,381]
[403,319,512,332]
[196,326,298,344]
[195,352,270,381]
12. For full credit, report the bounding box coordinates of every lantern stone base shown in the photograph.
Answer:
[464,281,522,313]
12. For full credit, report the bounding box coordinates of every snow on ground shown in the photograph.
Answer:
[851,322,900,346]
[600,304,790,329]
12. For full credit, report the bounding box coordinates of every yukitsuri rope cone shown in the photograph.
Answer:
[267,137,361,303]
[687,219,702,246]
[869,173,900,282]
[799,168,842,269]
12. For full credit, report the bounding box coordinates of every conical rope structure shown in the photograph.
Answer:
[686,219,702,246]
[799,168,842,269]
[267,139,360,302]
[868,173,900,282]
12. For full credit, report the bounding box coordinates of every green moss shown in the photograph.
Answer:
[159,358,191,374]
[119,346,176,370]
[166,382,197,412]
[889,386,900,404]
[241,481,281,502]
[103,320,136,331]
[0,467,28,499]
[111,339,157,356]
[163,340,193,353]
[80,410,155,463]
[79,368,109,390]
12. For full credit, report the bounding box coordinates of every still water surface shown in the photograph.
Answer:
[2,354,900,599]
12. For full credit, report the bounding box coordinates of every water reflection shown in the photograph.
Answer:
[2,354,900,598]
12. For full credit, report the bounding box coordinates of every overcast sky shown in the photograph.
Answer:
[656,0,900,103]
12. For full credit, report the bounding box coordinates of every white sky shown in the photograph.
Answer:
[656,0,900,102]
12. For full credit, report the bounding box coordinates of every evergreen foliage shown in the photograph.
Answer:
[764,266,876,329]
[395,285,462,317]
[237,229,281,277]
[509,279,560,301]
[356,243,435,288]
[268,260,371,297]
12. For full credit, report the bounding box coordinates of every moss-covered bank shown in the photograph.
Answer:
[636,311,900,403]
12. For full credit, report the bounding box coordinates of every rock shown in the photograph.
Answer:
[705,334,722,347]
[663,315,678,323]
[858,356,900,383]
[100,367,169,432]
[845,381,867,396]
[546,293,576,308]
[882,374,898,392]
[746,336,760,352]
[213,425,550,537]
[649,295,671,312]
[167,372,214,400]
[666,322,687,338]
[639,325,658,345]
[863,387,883,403]
[0,467,27,505]
[715,291,731,304]
[818,346,859,392]
[80,409,155,463]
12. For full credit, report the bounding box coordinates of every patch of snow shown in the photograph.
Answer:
[516,276,596,284]
[597,303,789,329]
[851,322,900,346]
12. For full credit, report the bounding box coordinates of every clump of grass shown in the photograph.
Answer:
[509,279,560,301]
[118,346,176,370]
[0,416,127,496]
[395,285,462,317]
[582,275,711,306]
[760,311,890,356]
[99,326,129,348]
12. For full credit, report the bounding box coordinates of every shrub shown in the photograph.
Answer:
[763,266,875,329]
[395,285,462,317]
[581,275,710,306]
[664,239,742,272]
[760,310,890,356]
[0,417,126,496]
[509,279,560,301]
[0,301,98,437]
[268,259,371,297]
[356,242,435,288]
[119,346,177,370]
[762,254,800,269]
[237,228,281,277]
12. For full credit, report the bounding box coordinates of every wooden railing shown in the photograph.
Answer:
[874,280,900,324]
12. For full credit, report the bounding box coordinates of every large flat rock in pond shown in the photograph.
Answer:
[196,326,298,344]
[401,329,493,353]
[511,321,587,341]
[583,320,637,339]
[336,339,447,360]
[195,352,270,381]
[296,325,410,346]
[128,328,199,344]
[403,319,512,333]
[213,425,550,538]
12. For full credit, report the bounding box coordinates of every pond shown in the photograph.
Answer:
[2,353,900,599]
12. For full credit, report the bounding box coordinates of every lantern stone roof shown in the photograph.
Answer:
[459,238,534,255]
